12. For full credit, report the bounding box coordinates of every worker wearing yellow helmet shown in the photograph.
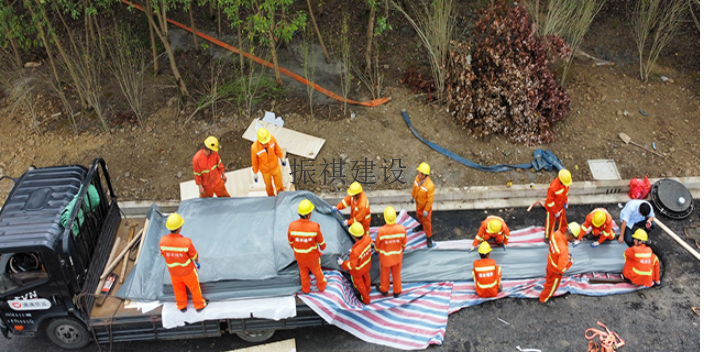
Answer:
[575,208,615,248]
[251,128,286,196]
[411,162,436,248]
[193,136,230,198]
[472,242,503,298]
[374,207,407,298]
[544,169,572,243]
[471,216,511,252]
[288,199,327,293]
[623,229,661,287]
[332,182,371,236]
[337,222,373,304]
[539,222,579,304]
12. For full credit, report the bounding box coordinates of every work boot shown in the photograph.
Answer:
[413,225,423,233]
[179,307,187,313]
[542,300,555,308]
[376,285,388,296]
[196,300,210,312]
[426,237,433,248]
[393,292,400,298]
[544,237,550,244]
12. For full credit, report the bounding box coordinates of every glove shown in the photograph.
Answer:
[196,262,201,270]
[336,257,344,266]
[331,206,338,213]
[281,159,287,166]
[469,246,475,252]
[572,240,581,248]
[646,221,652,229]
[569,253,573,262]
[253,175,258,183]
[555,211,561,218]
[563,204,568,209]
[340,220,347,227]
[411,198,415,204]
[423,210,428,217]
[503,243,507,251]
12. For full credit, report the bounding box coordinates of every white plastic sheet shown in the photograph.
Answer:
[161,296,296,329]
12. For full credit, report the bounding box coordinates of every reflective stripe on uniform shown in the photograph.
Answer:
[476,280,497,289]
[364,214,371,219]
[551,236,561,254]
[420,186,428,192]
[358,244,372,260]
[341,199,348,208]
[319,240,326,246]
[546,277,559,299]
[582,225,590,232]
[632,267,652,276]
[549,255,558,268]
[474,266,496,272]
[256,149,266,155]
[378,249,403,256]
[293,246,318,254]
[194,169,210,176]
[634,253,651,258]
[546,202,555,207]
[161,246,189,252]
[291,231,318,237]
[379,233,406,241]
[166,259,192,267]
[555,189,564,195]
[356,257,371,270]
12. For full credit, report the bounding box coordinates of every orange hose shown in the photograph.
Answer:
[122,0,390,107]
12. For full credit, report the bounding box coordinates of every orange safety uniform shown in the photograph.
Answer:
[336,192,371,236]
[375,223,407,295]
[251,135,284,196]
[193,148,230,198]
[578,208,615,244]
[288,218,327,293]
[341,235,373,304]
[545,176,569,239]
[472,258,502,298]
[473,216,511,247]
[159,232,207,310]
[411,175,435,238]
[623,244,660,287]
[539,230,572,303]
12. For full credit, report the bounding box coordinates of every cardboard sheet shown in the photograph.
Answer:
[242,119,325,159]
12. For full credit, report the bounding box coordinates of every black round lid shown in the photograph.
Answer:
[654,179,693,213]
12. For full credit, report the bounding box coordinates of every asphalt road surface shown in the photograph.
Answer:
[1,202,699,352]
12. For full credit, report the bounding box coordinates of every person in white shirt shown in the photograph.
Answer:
[618,200,656,246]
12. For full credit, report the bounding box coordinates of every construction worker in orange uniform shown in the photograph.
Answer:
[337,223,373,304]
[193,136,230,198]
[159,213,208,312]
[539,222,579,305]
[576,208,615,248]
[471,216,510,252]
[473,242,503,298]
[623,229,661,287]
[288,199,327,293]
[411,162,435,248]
[375,207,407,298]
[251,128,285,196]
[544,169,572,242]
[333,182,371,235]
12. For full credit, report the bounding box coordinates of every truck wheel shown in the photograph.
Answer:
[235,329,275,343]
[46,318,90,350]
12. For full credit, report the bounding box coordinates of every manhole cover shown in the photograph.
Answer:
[651,179,694,219]
[587,159,621,180]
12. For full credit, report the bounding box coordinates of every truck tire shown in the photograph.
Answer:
[46,318,91,350]
[235,329,275,343]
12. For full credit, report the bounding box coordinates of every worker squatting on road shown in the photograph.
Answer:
[576,208,615,248]
[192,136,230,198]
[539,222,580,305]
[471,216,510,252]
[334,182,371,236]
[623,229,661,287]
[375,207,408,297]
[337,223,373,304]
[472,242,503,298]
[411,162,436,248]
[618,199,656,246]
[544,169,571,242]
[251,128,286,196]
[159,213,208,312]
[288,200,327,294]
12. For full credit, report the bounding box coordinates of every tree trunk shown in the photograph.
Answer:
[93,15,106,59]
[236,7,244,77]
[365,5,376,77]
[30,8,61,86]
[209,0,214,18]
[146,9,159,74]
[148,1,189,97]
[3,27,21,67]
[268,28,282,85]
[306,0,330,63]
[217,3,221,38]
[188,4,198,51]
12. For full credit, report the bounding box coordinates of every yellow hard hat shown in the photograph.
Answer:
[558,169,572,186]
[257,128,271,144]
[567,222,581,237]
[478,241,492,255]
[349,222,364,237]
[347,182,363,196]
[204,136,220,151]
[417,162,430,175]
[487,219,502,234]
[166,213,185,231]
[593,211,607,227]
[384,207,397,225]
[632,229,648,242]
[298,199,315,215]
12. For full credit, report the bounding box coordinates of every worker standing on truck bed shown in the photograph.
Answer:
[539,222,579,305]
[411,162,435,248]
[338,222,373,304]
[288,199,327,293]
[576,208,615,248]
[618,200,656,246]
[623,229,661,287]
[471,216,510,252]
[472,242,503,298]
[193,136,230,198]
[160,213,208,312]
[375,207,407,298]
[333,182,371,236]
[251,128,285,196]
[544,169,572,243]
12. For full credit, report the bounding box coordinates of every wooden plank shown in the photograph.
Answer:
[242,119,325,159]
[228,339,296,352]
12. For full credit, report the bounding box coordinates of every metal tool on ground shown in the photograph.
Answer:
[96,273,118,306]
[584,321,625,352]
[618,133,664,157]
[120,224,138,284]
[653,218,700,260]
[527,199,546,212]
[516,346,541,352]
[95,237,121,296]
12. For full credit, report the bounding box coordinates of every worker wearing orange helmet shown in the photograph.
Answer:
[471,216,510,252]
[544,169,572,242]
[337,222,373,304]
[288,199,327,293]
[623,229,661,287]
[576,208,615,248]
[333,182,371,235]
[472,242,503,298]
[160,213,208,312]
[193,136,230,198]
[375,207,407,298]
[411,162,435,248]
[251,128,285,196]
[539,222,579,305]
